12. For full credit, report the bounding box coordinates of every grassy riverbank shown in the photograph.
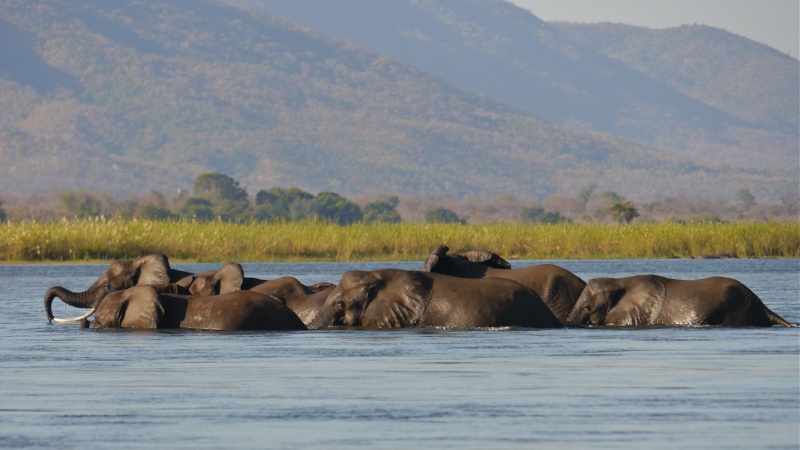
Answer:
[0,218,797,262]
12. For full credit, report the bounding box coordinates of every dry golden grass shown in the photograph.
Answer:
[0,218,797,262]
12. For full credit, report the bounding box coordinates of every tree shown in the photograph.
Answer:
[363,195,402,223]
[737,188,756,210]
[59,190,103,219]
[578,183,597,211]
[193,173,248,203]
[256,187,314,220]
[606,200,640,224]
[521,206,571,224]
[180,197,215,221]
[0,199,6,222]
[424,207,465,224]
[137,204,178,220]
[136,191,176,220]
[374,195,400,209]
[255,189,278,206]
[213,200,250,222]
[309,192,363,225]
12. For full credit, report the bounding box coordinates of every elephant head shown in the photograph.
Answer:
[566,276,665,326]
[422,244,511,274]
[186,262,244,296]
[44,254,172,323]
[313,270,430,328]
[93,285,167,329]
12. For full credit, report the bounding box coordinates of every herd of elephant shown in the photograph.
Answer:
[44,244,795,331]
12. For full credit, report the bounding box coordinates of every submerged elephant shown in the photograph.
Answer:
[185,262,335,328]
[182,262,266,296]
[310,269,562,329]
[45,254,197,323]
[566,274,793,327]
[248,278,335,329]
[92,284,307,331]
[422,244,586,322]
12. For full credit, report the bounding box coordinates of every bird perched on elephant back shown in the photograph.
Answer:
[422,245,586,323]
[566,274,794,327]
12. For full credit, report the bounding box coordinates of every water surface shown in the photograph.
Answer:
[1,259,797,449]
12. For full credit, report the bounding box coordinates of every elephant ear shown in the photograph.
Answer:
[174,273,197,289]
[454,250,512,269]
[215,262,244,294]
[308,282,336,292]
[130,254,171,286]
[606,275,666,326]
[362,271,432,328]
[95,286,164,329]
[422,244,449,272]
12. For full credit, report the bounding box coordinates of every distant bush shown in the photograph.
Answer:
[363,195,402,224]
[606,200,640,224]
[521,207,571,224]
[424,207,465,224]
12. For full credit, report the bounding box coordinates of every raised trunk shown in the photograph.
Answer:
[44,285,103,322]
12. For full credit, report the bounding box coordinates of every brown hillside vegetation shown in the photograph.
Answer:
[0,0,795,204]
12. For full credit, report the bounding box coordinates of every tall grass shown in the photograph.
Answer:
[0,218,797,262]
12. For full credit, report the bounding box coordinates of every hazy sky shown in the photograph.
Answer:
[508,0,799,57]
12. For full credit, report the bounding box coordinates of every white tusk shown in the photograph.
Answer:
[53,308,97,324]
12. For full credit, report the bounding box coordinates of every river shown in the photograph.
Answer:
[1,258,797,449]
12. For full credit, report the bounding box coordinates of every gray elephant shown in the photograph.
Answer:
[45,254,197,323]
[566,274,793,327]
[310,269,562,329]
[248,278,335,328]
[182,262,266,296]
[422,244,586,323]
[92,284,307,331]
[184,262,335,328]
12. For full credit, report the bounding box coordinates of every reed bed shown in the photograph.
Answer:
[0,218,797,262]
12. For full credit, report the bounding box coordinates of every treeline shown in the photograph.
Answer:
[2,173,798,225]
[0,173,468,225]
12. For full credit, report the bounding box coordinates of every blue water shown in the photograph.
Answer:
[0,259,797,449]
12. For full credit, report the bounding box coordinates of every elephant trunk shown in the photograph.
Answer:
[565,298,587,326]
[565,308,583,326]
[44,285,104,323]
[306,307,338,330]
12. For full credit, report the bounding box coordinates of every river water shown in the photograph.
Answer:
[0,259,797,449]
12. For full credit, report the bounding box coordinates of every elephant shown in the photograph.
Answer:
[422,244,586,323]
[91,283,307,331]
[183,262,335,328]
[248,278,335,328]
[45,254,197,323]
[310,269,562,329]
[182,262,266,296]
[565,274,794,327]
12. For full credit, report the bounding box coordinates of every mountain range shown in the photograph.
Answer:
[0,0,797,202]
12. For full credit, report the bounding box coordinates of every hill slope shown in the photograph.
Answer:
[0,0,794,202]
[240,0,798,171]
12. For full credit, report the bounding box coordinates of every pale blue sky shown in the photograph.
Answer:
[509,0,799,57]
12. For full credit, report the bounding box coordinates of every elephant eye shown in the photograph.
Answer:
[335,300,345,310]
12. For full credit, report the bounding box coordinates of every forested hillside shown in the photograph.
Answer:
[0,0,795,203]
[553,22,799,168]
[241,0,798,173]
